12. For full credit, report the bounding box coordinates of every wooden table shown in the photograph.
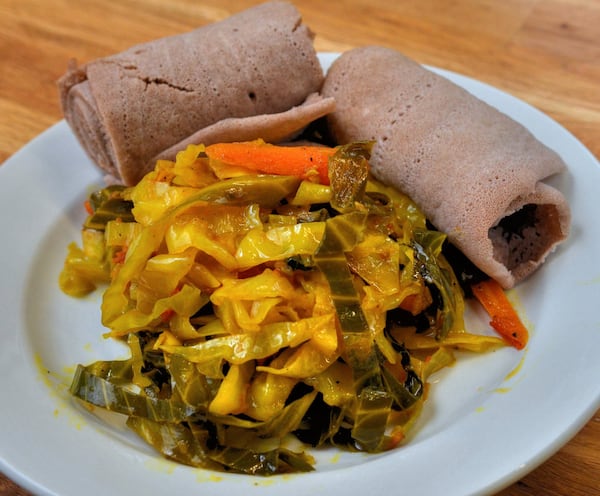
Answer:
[1,1,598,494]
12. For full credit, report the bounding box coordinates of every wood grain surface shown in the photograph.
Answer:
[1,1,598,495]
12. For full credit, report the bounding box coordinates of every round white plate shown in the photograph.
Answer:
[1,53,599,496]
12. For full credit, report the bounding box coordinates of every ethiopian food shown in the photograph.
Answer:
[57,1,569,476]
[322,46,571,289]
[57,1,334,186]
[59,141,518,475]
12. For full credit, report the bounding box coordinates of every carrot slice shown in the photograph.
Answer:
[471,279,529,350]
[204,140,336,184]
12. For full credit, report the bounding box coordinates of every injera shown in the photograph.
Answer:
[58,1,333,185]
[322,46,571,288]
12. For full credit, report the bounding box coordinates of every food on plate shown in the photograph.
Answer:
[55,1,572,476]
[57,1,333,186]
[322,46,571,289]
[60,141,509,474]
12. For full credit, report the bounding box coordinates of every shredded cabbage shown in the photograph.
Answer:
[60,142,505,475]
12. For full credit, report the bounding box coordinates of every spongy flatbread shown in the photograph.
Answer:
[58,1,331,185]
[322,46,570,288]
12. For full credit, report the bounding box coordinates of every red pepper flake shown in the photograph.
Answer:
[387,429,405,449]
[84,199,94,215]
[160,308,175,323]
[112,246,128,265]
[159,286,182,323]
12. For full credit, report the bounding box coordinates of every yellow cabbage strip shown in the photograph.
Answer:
[161,314,337,367]
[106,283,207,339]
[235,222,325,268]
[246,361,298,421]
[209,361,255,416]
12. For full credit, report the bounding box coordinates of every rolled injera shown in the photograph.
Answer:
[58,1,334,185]
[322,46,571,289]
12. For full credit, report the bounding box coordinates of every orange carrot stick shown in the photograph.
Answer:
[204,140,336,184]
[471,279,529,350]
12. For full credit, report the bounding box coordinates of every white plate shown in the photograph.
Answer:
[1,53,599,496]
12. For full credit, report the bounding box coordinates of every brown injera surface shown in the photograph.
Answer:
[58,1,329,185]
[322,46,571,288]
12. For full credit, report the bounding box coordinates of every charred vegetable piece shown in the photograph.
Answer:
[328,141,373,212]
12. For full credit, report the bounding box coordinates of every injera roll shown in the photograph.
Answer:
[322,46,571,289]
[58,1,334,186]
